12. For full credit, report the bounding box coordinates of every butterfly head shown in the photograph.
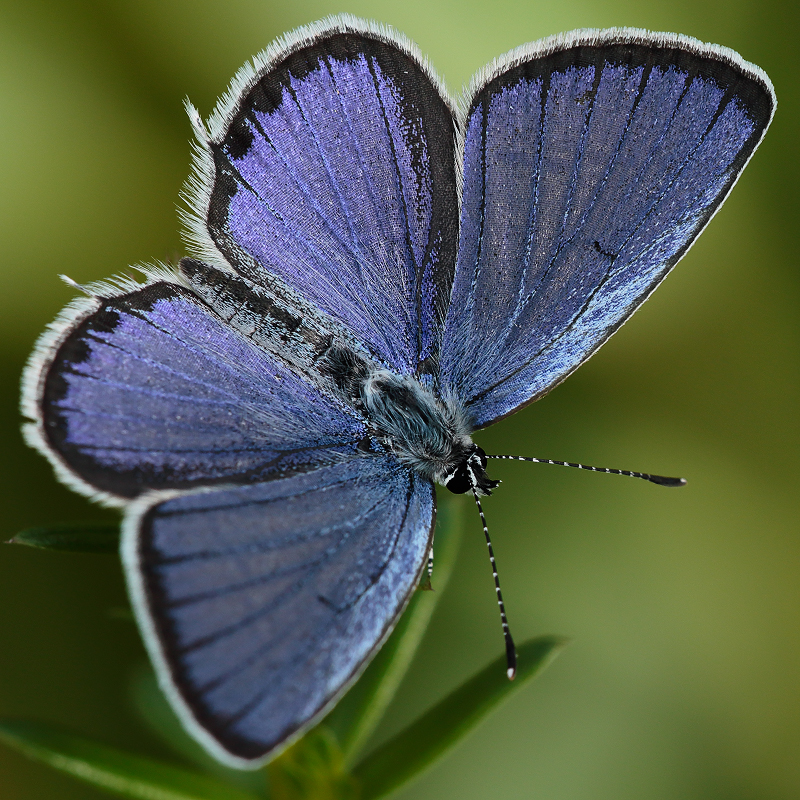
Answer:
[443,445,500,496]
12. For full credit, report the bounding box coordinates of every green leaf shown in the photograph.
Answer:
[128,663,269,796]
[352,635,568,800]
[8,522,119,553]
[0,720,261,800]
[321,493,465,765]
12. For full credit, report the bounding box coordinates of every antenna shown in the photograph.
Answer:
[470,484,517,680]
[486,455,686,487]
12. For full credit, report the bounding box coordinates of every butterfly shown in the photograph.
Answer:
[22,15,774,768]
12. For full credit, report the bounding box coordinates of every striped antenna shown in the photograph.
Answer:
[486,455,686,487]
[469,482,517,680]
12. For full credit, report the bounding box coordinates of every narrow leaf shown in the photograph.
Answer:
[8,522,119,553]
[353,636,568,800]
[0,720,261,800]
[322,493,465,764]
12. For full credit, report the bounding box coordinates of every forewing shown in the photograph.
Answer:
[440,29,775,428]
[187,18,458,376]
[22,279,366,505]
[123,456,434,766]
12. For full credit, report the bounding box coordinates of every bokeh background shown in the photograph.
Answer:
[1,0,798,798]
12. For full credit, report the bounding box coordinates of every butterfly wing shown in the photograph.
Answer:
[123,456,434,766]
[440,29,775,429]
[186,18,458,376]
[22,278,367,505]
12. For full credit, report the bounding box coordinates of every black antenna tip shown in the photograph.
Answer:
[506,637,517,681]
[648,475,687,487]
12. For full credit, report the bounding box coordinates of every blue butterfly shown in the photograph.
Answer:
[22,16,774,768]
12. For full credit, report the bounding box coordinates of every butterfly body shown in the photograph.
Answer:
[22,16,774,767]
[336,364,484,490]
[185,253,490,493]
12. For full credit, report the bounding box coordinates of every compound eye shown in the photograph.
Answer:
[474,446,488,470]
[445,464,471,494]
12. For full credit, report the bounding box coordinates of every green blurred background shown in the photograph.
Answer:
[1,0,798,798]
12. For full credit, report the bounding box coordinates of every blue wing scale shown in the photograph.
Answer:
[440,34,775,428]
[202,30,458,375]
[35,281,366,500]
[126,457,434,763]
